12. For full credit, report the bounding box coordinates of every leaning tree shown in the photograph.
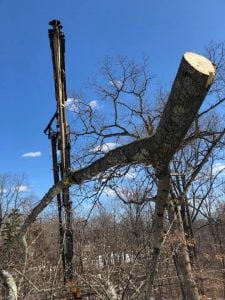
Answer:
[0,51,217,300]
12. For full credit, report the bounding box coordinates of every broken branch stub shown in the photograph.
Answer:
[154,52,215,165]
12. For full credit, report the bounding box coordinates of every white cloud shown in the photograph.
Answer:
[109,80,123,89]
[88,100,98,109]
[15,185,29,192]
[212,163,225,175]
[22,151,41,158]
[66,97,75,105]
[91,142,118,153]
[2,185,31,194]
[101,186,126,199]
[124,168,137,180]
[66,98,98,112]
[66,97,80,112]
[103,187,117,198]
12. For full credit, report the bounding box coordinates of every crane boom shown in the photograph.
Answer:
[48,19,74,286]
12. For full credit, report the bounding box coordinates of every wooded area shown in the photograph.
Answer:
[1,21,225,300]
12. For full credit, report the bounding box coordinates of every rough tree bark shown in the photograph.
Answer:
[168,200,200,300]
[0,270,17,300]
[1,52,215,298]
[144,167,171,298]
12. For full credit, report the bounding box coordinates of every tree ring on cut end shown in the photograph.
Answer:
[184,52,215,87]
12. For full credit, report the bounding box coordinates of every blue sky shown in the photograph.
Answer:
[1,0,225,198]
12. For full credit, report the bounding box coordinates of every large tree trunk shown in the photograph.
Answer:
[0,270,17,300]
[143,168,170,299]
[168,200,200,300]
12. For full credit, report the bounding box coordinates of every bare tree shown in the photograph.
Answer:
[0,51,216,300]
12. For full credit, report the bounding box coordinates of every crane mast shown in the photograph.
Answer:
[45,20,80,298]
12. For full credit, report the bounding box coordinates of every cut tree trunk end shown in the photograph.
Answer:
[185,52,215,86]
[154,52,215,166]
